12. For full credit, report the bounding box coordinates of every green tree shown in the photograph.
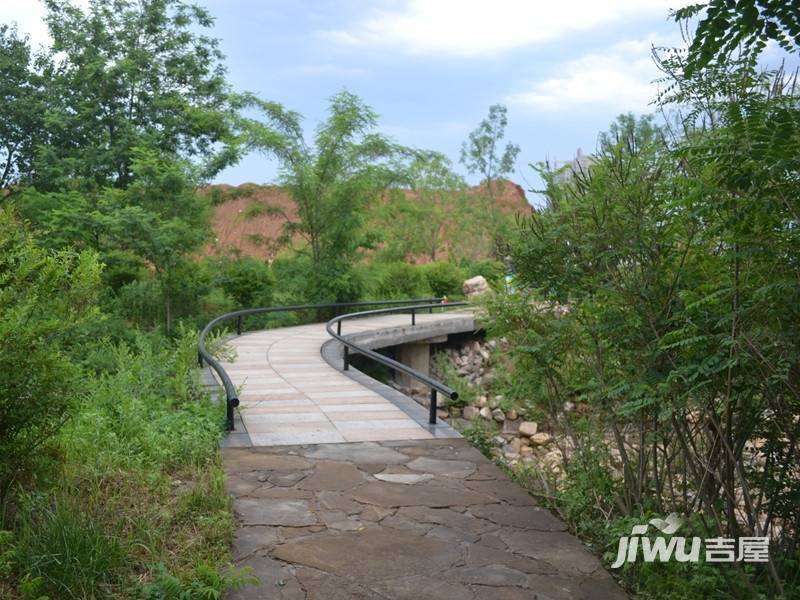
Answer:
[19,148,212,332]
[111,149,212,331]
[676,0,800,77]
[460,104,520,195]
[35,0,239,190]
[241,91,400,301]
[493,31,800,596]
[372,152,466,261]
[460,104,521,258]
[0,26,44,192]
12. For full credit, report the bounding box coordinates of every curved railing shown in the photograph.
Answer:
[198,298,445,430]
[326,301,469,425]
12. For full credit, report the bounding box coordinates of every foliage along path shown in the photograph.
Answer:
[215,313,627,599]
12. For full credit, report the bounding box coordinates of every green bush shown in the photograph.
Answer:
[2,329,234,598]
[420,261,465,297]
[63,329,224,472]
[370,261,430,299]
[0,209,102,494]
[205,255,275,309]
[432,353,476,408]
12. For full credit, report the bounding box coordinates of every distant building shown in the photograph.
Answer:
[550,148,596,186]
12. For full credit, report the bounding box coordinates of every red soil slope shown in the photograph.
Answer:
[205,179,531,262]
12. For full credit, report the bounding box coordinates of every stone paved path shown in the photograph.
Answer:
[216,312,470,446]
[224,440,627,600]
[217,313,627,599]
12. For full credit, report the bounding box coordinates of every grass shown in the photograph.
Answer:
[0,329,250,599]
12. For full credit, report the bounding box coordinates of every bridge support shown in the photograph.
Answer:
[396,335,447,395]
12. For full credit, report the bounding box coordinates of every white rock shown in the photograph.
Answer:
[518,421,538,437]
[479,406,492,420]
[531,432,552,446]
[374,473,434,485]
[463,275,490,298]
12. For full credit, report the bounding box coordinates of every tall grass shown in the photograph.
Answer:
[2,329,243,599]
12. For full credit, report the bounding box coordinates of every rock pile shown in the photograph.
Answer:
[431,339,566,479]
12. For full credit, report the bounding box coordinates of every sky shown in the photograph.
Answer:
[1,1,793,204]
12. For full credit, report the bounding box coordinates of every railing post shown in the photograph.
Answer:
[343,346,349,371]
[337,320,341,335]
[429,388,437,425]
[411,308,416,326]
[236,316,243,335]
[226,398,236,431]
[198,351,204,367]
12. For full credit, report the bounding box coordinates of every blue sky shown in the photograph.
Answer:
[200,0,683,198]
[4,1,795,203]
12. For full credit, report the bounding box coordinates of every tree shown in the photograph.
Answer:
[676,0,800,77]
[19,148,212,332]
[241,91,400,301]
[460,104,520,195]
[0,25,44,192]
[372,152,466,261]
[35,0,239,190]
[460,105,521,258]
[492,17,800,593]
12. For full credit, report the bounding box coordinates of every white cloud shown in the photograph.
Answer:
[1,0,90,50]
[284,64,368,78]
[322,0,676,57]
[507,37,671,113]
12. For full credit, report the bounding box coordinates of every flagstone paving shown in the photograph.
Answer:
[216,312,627,598]
[223,440,627,599]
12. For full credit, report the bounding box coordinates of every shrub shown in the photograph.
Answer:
[432,353,476,408]
[0,209,101,494]
[62,329,224,472]
[421,261,465,297]
[205,255,275,309]
[370,262,430,299]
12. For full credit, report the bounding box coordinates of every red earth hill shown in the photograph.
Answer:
[203,179,531,262]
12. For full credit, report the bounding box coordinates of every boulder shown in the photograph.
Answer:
[518,421,538,438]
[479,407,492,420]
[506,408,518,421]
[530,432,552,446]
[462,406,479,420]
[491,408,505,422]
[463,275,490,298]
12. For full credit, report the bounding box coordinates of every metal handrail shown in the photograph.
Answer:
[326,301,469,425]
[198,298,445,430]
